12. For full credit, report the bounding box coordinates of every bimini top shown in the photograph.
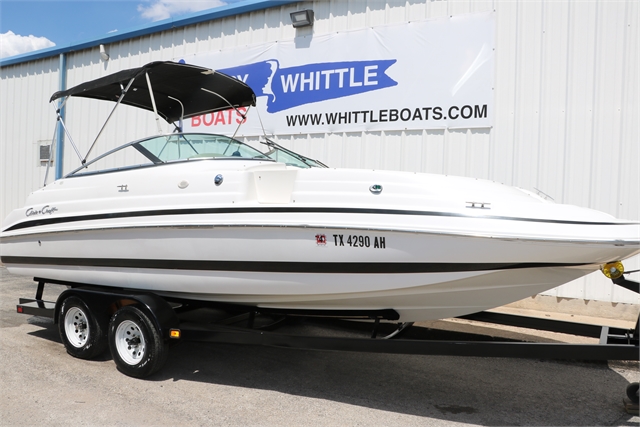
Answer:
[49,61,256,123]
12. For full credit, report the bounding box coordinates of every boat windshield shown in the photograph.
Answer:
[136,133,270,162]
[264,147,328,169]
[67,133,325,177]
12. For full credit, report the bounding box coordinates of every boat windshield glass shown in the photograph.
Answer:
[67,133,269,177]
[67,133,325,177]
[264,147,327,169]
[136,134,269,162]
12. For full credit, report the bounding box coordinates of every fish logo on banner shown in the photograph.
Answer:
[219,59,397,113]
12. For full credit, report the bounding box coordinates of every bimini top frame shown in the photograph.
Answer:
[46,61,257,179]
[50,61,256,123]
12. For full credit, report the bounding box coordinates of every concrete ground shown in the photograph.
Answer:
[1,266,638,426]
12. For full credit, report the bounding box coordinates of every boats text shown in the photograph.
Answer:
[286,105,488,127]
[190,107,248,127]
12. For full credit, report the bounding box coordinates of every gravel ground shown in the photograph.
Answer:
[1,266,638,426]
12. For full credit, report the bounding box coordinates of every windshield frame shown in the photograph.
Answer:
[65,132,273,178]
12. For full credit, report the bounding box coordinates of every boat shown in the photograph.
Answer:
[1,61,639,322]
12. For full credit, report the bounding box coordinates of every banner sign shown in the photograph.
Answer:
[182,12,494,136]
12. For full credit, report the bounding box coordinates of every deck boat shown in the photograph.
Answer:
[1,61,639,322]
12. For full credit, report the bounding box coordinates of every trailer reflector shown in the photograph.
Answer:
[601,261,624,280]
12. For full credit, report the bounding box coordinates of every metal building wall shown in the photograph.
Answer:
[1,0,638,303]
[0,57,61,219]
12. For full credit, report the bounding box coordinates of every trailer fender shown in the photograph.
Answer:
[55,288,180,340]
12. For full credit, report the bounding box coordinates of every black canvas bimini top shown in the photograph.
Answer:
[50,61,256,123]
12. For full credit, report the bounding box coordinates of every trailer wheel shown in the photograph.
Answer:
[108,306,168,378]
[58,296,108,359]
[627,382,639,404]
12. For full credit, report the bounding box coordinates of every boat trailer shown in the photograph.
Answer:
[16,271,640,408]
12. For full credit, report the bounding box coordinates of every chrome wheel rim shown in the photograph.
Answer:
[64,307,90,348]
[115,320,146,366]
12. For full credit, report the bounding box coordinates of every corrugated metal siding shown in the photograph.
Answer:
[1,0,638,303]
[0,57,60,217]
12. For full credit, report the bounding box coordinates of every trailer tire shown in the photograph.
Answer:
[58,296,108,359]
[108,306,168,378]
[627,382,639,404]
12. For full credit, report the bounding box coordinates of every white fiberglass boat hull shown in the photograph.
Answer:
[2,162,639,321]
[7,262,593,322]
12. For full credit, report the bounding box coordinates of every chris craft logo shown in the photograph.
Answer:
[25,205,58,217]
[219,59,397,113]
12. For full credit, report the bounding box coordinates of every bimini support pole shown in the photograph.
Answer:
[82,77,137,164]
[200,88,248,121]
[200,87,250,139]
[43,120,58,186]
[167,96,184,132]
[53,99,83,163]
[145,72,163,135]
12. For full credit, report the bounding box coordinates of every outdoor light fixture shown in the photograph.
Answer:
[99,44,110,61]
[290,9,314,28]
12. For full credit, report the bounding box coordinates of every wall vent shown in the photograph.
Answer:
[39,144,51,163]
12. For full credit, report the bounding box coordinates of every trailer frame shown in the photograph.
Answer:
[17,275,639,364]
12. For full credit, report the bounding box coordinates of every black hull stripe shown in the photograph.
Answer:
[1,256,590,273]
[3,206,634,233]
